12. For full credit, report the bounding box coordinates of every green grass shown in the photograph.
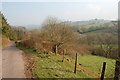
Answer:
[18,46,91,78]
[18,46,116,78]
[33,54,89,78]
[17,46,38,55]
[78,55,115,78]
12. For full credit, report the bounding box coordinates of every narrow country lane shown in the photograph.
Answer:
[2,44,26,79]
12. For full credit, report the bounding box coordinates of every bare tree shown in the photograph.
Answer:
[28,17,79,54]
[95,33,118,58]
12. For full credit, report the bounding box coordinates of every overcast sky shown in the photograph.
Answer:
[1,0,120,26]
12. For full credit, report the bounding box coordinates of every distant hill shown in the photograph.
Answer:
[64,19,111,26]
[63,19,117,35]
[76,21,118,35]
[22,19,111,30]
[22,19,117,33]
[24,25,41,30]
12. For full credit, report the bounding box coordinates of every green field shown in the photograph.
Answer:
[18,46,115,78]
[78,55,115,78]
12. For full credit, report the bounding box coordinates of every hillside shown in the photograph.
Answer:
[63,19,117,36]
[1,12,17,41]
[77,21,117,34]
[0,13,15,48]
[0,12,27,48]
[78,55,115,78]
[13,17,118,78]
[17,46,115,78]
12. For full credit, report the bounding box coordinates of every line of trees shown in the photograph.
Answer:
[1,13,16,40]
[1,12,26,41]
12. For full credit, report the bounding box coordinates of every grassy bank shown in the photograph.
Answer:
[17,46,115,78]
[17,46,91,78]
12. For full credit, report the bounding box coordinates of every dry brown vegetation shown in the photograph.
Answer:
[2,35,13,48]
[18,17,91,56]
[18,17,118,59]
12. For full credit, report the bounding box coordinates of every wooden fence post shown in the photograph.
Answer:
[114,60,120,80]
[74,53,77,74]
[100,62,106,80]
[62,49,65,62]
[55,45,57,55]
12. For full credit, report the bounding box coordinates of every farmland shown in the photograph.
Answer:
[78,55,115,78]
